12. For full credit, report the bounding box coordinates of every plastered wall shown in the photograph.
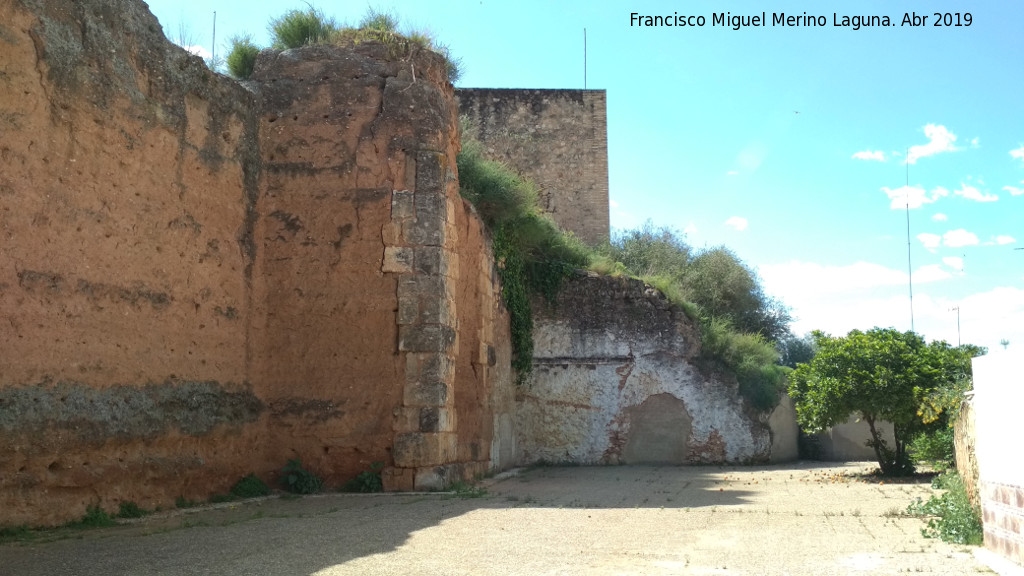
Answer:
[972,353,1024,567]
[516,274,772,465]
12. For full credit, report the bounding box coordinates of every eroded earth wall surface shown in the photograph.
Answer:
[248,44,513,491]
[0,0,512,525]
[516,274,771,466]
[0,0,261,526]
[456,88,610,245]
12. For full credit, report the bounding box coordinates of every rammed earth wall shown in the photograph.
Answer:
[0,0,513,526]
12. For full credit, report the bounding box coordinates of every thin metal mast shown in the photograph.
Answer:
[584,28,587,90]
[906,148,914,332]
[212,12,217,69]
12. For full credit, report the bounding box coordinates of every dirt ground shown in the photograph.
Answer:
[0,463,998,575]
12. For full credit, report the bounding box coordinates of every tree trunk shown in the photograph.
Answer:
[865,414,886,470]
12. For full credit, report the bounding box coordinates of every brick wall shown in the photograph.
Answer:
[980,482,1024,565]
[456,89,610,245]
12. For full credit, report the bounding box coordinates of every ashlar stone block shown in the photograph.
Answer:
[392,432,457,468]
[392,189,415,221]
[382,246,414,274]
[399,324,456,353]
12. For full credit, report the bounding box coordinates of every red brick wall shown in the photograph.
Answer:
[980,481,1024,566]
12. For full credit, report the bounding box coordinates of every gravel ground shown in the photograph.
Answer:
[0,463,998,575]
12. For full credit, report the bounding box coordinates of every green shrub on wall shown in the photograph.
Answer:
[229,7,462,84]
[595,224,791,410]
[457,136,589,382]
[700,317,789,411]
[269,7,337,49]
[226,35,259,79]
[458,129,790,406]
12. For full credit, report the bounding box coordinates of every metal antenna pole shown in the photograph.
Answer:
[584,28,587,90]
[956,307,961,346]
[212,12,217,68]
[949,306,961,346]
[906,148,914,333]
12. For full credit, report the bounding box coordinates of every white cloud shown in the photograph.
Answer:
[1011,146,1024,163]
[906,124,958,164]
[852,150,886,162]
[970,137,980,148]
[932,213,948,221]
[612,211,639,229]
[683,222,698,236]
[954,183,998,202]
[995,235,1017,245]
[726,170,739,176]
[942,256,964,273]
[725,216,748,231]
[760,260,1024,352]
[609,199,619,208]
[760,261,946,296]
[881,185,949,209]
[181,44,212,60]
[943,228,980,248]
[917,233,941,252]
[914,264,953,283]
[1003,182,1024,196]
[759,260,950,336]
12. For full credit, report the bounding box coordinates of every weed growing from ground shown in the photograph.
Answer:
[67,505,116,529]
[906,471,982,545]
[448,481,487,499]
[231,474,272,498]
[341,462,384,493]
[909,428,955,472]
[0,525,34,543]
[117,501,149,519]
[281,459,323,494]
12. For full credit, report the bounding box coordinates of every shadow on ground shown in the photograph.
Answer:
[0,462,936,576]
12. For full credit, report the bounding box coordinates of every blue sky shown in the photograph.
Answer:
[147,0,1024,353]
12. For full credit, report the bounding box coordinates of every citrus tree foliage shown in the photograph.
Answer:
[918,342,984,425]
[790,329,983,474]
[789,328,957,475]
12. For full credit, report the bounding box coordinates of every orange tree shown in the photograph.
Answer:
[788,328,964,475]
